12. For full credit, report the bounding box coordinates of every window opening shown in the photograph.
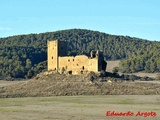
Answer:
[82,66,84,70]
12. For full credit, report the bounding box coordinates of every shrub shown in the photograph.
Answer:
[156,73,160,80]
[121,74,130,80]
[140,76,153,81]
[112,67,119,74]
[88,71,97,82]
[129,75,140,80]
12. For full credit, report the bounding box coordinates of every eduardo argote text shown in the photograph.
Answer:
[106,111,157,118]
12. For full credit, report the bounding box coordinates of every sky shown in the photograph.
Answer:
[0,0,160,41]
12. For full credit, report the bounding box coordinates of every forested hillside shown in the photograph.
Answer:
[0,29,159,78]
[119,43,160,73]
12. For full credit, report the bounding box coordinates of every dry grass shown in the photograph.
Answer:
[0,69,160,119]
[0,95,160,120]
[0,80,25,87]
[0,73,160,98]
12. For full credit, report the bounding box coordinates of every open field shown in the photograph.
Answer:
[0,95,160,120]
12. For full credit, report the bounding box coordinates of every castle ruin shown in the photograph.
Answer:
[47,40,107,74]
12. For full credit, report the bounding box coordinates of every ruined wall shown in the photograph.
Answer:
[59,55,98,73]
[88,58,98,72]
[48,40,106,73]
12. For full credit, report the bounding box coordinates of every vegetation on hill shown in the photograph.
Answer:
[0,29,159,78]
[0,72,160,97]
[119,43,160,73]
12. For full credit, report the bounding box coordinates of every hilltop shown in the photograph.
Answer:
[0,29,159,79]
[0,72,160,98]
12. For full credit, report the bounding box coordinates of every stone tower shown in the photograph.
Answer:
[47,40,67,71]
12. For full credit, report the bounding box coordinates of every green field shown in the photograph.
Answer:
[0,95,160,120]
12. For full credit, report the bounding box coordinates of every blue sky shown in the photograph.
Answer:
[0,0,160,41]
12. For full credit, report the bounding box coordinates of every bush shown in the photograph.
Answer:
[100,70,106,77]
[156,73,160,80]
[112,67,119,74]
[129,75,140,80]
[121,74,130,80]
[140,76,153,81]
[88,71,97,82]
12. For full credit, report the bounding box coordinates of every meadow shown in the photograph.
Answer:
[0,95,159,120]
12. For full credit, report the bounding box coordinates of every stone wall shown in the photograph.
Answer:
[47,40,106,74]
[59,55,98,74]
